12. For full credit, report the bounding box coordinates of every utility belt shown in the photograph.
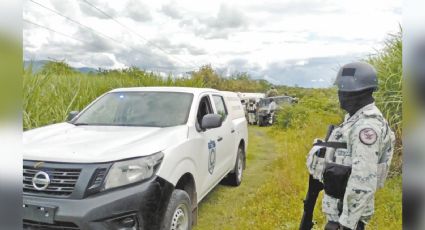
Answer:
[308,141,351,199]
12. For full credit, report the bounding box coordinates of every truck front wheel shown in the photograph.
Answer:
[161,189,192,230]
[227,147,244,186]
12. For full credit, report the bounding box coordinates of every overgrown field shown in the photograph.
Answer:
[274,31,403,174]
[23,32,402,229]
[226,93,402,229]
[23,66,202,129]
[195,113,401,229]
[23,63,271,130]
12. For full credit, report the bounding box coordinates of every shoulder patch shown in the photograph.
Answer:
[359,128,378,145]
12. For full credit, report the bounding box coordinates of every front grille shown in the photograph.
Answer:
[23,220,79,230]
[23,166,81,197]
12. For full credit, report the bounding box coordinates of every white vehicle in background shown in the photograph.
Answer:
[23,87,248,230]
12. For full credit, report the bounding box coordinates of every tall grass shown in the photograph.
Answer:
[260,31,403,229]
[367,32,403,135]
[273,31,403,174]
[23,61,273,130]
[23,64,203,129]
[367,32,402,137]
[367,31,403,173]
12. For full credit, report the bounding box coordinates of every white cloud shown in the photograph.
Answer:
[23,0,402,87]
[125,0,152,22]
[161,2,183,19]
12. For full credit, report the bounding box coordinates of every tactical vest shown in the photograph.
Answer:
[247,104,256,112]
[306,104,395,198]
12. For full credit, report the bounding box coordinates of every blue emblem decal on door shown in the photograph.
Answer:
[208,140,216,174]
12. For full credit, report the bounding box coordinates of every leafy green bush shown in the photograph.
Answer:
[276,104,311,129]
[191,65,272,92]
[275,88,342,130]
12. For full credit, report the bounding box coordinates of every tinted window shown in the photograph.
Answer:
[74,92,193,127]
[197,96,213,125]
[213,95,228,120]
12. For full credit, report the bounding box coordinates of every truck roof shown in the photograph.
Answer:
[110,87,219,95]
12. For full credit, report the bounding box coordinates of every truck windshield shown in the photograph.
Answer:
[73,92,193,127]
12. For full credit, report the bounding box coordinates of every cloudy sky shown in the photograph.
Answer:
[23,0,401,87]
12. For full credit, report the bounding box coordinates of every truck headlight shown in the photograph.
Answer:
[103,152,164,190]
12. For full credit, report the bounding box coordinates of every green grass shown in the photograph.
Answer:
[367,31,403,175]
[367,31,402,137]
[195,62,402,228]
[23,31,402,229]
[195,126,280,229]
[195,122,401,229]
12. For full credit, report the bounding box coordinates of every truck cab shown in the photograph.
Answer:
[23,87,248,230]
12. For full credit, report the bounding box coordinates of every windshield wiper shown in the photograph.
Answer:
[72,122,90,126]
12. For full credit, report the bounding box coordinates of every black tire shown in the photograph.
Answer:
[227,146,244,186]
[258,117,263,127]
[161,189,192,230]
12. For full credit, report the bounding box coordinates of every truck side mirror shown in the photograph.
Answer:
[201,114,222,130]
[67,111,79,121]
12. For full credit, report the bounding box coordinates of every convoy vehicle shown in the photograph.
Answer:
[23,87,248,230]
[257,95,295,126]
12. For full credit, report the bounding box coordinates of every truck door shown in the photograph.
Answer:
[211,94,235,175]
[195,94,223,196]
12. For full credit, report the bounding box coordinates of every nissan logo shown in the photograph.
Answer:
[32,171,50,191]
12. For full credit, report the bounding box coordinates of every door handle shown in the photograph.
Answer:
[217,136,223,142]
[231,129,235,133]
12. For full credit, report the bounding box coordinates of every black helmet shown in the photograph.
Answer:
[335,62,378,92]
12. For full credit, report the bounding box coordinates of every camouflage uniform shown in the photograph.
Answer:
[322,103,394,229]
[247,102,257,124]
[308,103,394,229]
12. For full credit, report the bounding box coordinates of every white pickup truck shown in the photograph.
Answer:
[23,87,248,230]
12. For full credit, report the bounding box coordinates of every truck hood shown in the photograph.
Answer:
[23,123,188,163]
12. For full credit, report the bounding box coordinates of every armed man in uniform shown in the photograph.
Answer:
[302,62,395,230]
[267,98,277,125]
[247,98,257,125]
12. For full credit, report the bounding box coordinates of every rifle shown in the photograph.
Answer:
[299,125,335,230]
